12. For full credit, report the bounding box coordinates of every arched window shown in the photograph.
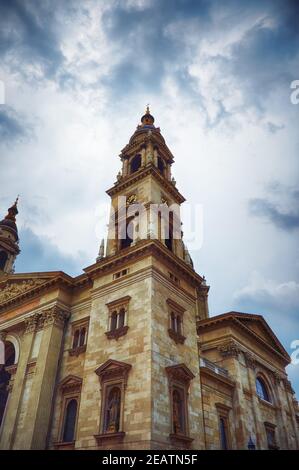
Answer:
[219,417,228,449]
[120,217,134,250]
[172,388,184,435]
[170,312,176,331]
[165,212,173,252]
[130,154,141,173]
[0,341,16,427]
[256,377,271,402]
[0,251,8,270]
[118,308,125,329]
[110,311,118,331]
[79,328,86,347]
[104,386,121,433]
[62,399,78,442]
[73,329,80,349]
[176,316,182,335]
[157,156,164,175]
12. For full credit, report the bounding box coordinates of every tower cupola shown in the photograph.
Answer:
[0,197,20,274]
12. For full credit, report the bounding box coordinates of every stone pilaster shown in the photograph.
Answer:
[16,306,69,449]
[218,341,247,448]
[273,373,290,449]
[0,314,39,449]
[244,353,264,449]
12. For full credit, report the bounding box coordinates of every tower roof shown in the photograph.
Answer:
[0,197,19,238]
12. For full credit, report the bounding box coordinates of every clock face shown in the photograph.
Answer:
[127,194,137,205]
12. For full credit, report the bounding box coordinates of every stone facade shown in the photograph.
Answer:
[0,109,298,450]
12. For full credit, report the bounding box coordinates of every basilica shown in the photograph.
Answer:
[0,109,298,450]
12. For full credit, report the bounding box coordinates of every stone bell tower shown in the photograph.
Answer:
[85,107,209,449]
[105,106,195,267]
[0,198,20,275]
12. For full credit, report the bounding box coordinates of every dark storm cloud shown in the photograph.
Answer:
[16,227,85,276]
[249,190,299,231]
[100,0,212,96]
[0,0,67,80]
[99,0,299,118]
[0,106,31,143]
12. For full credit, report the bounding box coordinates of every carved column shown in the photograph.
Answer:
[244,353,264,449]
[218,341,247,449]
[0,313,39,449]
[18,306,69,449]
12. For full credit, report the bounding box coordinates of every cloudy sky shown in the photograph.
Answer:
[0,0,298,394]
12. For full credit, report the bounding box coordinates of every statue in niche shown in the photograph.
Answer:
[106,387,121,433]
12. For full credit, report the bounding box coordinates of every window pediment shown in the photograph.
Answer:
[165,363,195,384]
[95,359,132,384]
[58,375,82,393]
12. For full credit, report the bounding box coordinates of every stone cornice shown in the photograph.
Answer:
[84,239,203,288]
[106,163,185,204]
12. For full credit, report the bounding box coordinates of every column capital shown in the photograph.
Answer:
[244,352,257,370]
[0,330,8,341]
[41,306,70,330]
[283,378,295,395]
[273,372,284,386]
[24,313,40,335]
[218,340,241,358]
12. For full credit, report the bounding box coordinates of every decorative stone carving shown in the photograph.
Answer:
[0,279,46,304]
[273,372,284,386]
[24,313,40,335]
[41,307,70,330]
[0,330,7,341]
[283,379,295,395]
[244,352,257,370]
[218,340,241,358]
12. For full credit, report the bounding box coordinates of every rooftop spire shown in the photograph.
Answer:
[141,105,155,127]
[5,196,19,222]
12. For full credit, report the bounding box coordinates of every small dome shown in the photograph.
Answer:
[141,105,155,126]
[0,197,19,239]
